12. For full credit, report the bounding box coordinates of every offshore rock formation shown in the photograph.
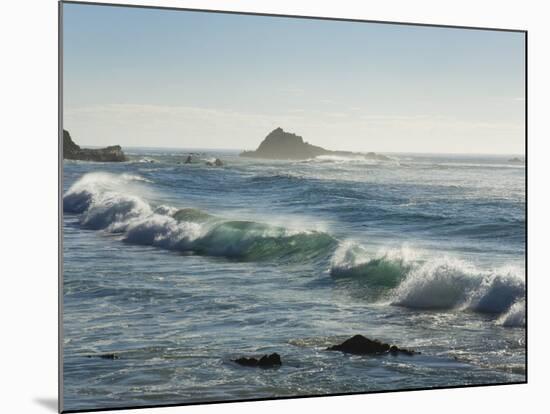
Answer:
[240,127,390,161]
[63,129,127,162]
[240,127,329,160]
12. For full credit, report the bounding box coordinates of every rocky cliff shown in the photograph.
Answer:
[63,130,127,162]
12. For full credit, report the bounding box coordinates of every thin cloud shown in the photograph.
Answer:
[64,103,523,154]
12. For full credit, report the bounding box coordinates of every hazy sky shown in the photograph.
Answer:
[63,3,525,154]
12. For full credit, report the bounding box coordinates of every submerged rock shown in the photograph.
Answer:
[63,129,127,162]
[389,345,417,356]
[327,335,418,356]
[87,353,120,360]
[234,352,282,368]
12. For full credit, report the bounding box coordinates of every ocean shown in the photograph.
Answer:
[62,149,526,411]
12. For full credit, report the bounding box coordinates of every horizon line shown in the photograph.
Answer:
[77,143,525,157]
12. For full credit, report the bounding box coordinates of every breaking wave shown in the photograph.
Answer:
[391,259,525,314]
[329,242,413,288]
[65,172,525,321]
[497,299,526,327]
[329,242,524,319]
[63,172,337,262]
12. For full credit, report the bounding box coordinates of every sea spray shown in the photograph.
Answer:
[64,172,337,262]
[497,299,526,327]
[329,242,414,288]
[62,151,526,406]
[329,242,525,318]
[64,172,525,318]
[391,258,525,313]
[63,172,154,215]
[466,267,525,313]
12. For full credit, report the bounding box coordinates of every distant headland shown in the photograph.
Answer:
[240,127,390,161]
[63,129,127,162]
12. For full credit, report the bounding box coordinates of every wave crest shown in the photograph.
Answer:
[330,242,413,288]
[497,299,525,327]
[391,258,525,313]
[64,172,525,321]
[63,172,152,230]
[64,172,336,262]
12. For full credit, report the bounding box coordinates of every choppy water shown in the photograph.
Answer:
[62,149,526,411]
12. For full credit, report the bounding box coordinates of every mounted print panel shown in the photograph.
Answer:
[60,1,526,412]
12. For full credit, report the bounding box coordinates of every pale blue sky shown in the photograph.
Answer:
[63,3,525,154]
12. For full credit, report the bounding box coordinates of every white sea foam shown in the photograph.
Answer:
[314,155,369,163]
[329,241,525,318]
[64,172,336,261]
[64,172,525,318]
[391,258,525,313]
[124,214,204,249]
[120,173,153,183]
[497,299,526,327]
[329,242,418,290]
[63,172,153,230]
[331,242,418,271]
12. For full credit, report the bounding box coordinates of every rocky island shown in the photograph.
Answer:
[63,129,127,162]
[240,127,390,161]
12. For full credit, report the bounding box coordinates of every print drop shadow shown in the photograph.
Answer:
[34,397,57,412]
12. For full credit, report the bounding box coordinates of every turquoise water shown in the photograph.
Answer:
[62,149,525,411]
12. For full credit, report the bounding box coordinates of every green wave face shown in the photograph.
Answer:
[195,221,338,262]
[331,256,411,288]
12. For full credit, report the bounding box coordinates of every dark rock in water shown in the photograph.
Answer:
[63,129,127,162]
[389,345,417,356]
[87,353,120,360]
[327,335,418,356]
[327,335,390,354]
[234,352,282,368]
[240,127,390,161]
[184,155,193,164]
[206,158,224,167]
[234,356,259,367]
[258,353,282,367]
